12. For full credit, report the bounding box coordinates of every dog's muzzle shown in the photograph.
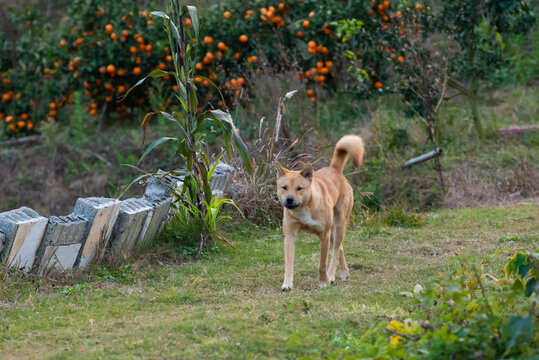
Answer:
[284,196,299,209]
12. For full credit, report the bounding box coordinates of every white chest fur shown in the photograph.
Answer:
[289,209,323,232]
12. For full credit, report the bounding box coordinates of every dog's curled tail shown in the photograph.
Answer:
[330,135,365,173]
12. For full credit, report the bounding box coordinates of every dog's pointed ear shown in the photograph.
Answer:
[274,161,288,178]
[300,163,313,181]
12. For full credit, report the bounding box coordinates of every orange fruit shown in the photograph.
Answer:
[118,85,126,93]
[133,67,142,75]
[325,61,333,68]
[105,24,114,34]
[307,47,316,54]
[217,42,227,50]
[145,44,152,52]
[90,109,97,115]
[302,20,310,27]
[308,40,316,48]
[75,38,83,45]
[195,62,203,70]
[396,10,402,18]
[297,31,304,38]
[223,11,231,19]
[374,81,383,89]
[384,1,390,9]
[59,39,66,47]
[5,115,14,123]
[203,36,213,44]
[105,95,113,102]
[49,110,57,117]
[49,102,56,110]
[9,124,16,132]
[166,55,173,62]
[111,33,119,41]
[27,121,34,130]
[17,120,25,128]
[415,3,423,9]
[194,77,203,83]
[306,89,314,96]
[238,77,246,85]
[172,85,179,92]
[106,64,116,73]
[129,46,137,54]
[397,55,404,63]
[158,62,167,70]
[185,18,192,26]
[308,11,315,18]
[278,3,285,11]
[1,93,11,102]
[239,35,248,43]
[234,52,240,59]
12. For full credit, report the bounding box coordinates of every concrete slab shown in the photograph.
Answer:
[139,196,172,247]
[0,207,48,272]
[110,198,154,254]
[73,197,121,269]
[34,215,88,274]
[210,163,235,197]
[0,229,5,257]
[37,243,82,277]
[145,170,181,198]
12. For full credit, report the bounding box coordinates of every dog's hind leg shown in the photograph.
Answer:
[327,219,345,284]
[338,244,349,281]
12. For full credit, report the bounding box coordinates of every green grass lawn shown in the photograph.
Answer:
[1,203,538,359]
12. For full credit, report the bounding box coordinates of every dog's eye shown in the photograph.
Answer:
[282,186,288,190]
[296,187,302,191]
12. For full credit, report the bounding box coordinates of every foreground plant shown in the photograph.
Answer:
[125,0,251,255]
[327,249,539,359]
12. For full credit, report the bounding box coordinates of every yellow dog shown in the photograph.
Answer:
[275,135,364,291]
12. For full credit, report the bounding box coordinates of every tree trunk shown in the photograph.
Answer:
[469,78,485,141]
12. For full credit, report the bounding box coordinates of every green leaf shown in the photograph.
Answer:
[184,5,199,41]
[120,173,151,197]
[118,76,147,102]
[502,316,534,353]
[524,278,537,297]
[147,69,172,78]
[138,137,178,165]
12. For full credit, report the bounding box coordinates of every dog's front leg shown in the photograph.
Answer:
[282,218,299,291]
[318,229,331,288]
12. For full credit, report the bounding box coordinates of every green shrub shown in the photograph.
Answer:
[317,250,539,359]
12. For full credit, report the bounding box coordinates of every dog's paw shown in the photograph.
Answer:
[319,280,330,288]
[340,269,350,281]
[281,282,293,292]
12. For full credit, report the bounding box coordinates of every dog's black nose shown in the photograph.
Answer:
[285,196,294,205]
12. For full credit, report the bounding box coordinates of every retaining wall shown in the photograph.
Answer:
[0,165,234,276]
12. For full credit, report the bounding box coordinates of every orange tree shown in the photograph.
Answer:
[54,0,174,124]
[0,9,66,137]
[191,0,386,106]
[438,0,535,140]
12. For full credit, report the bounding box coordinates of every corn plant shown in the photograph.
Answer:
[124,0,251,256]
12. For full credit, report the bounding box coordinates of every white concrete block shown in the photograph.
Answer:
[73,197,121,269]
[37,243,82,277]
[139,196,172,247]
[110,198,154,254]
[0,207,48,272]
